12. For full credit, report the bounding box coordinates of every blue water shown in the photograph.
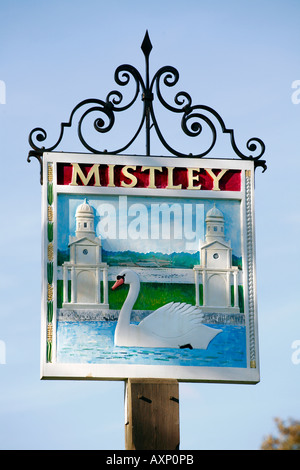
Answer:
[56,321,247,368]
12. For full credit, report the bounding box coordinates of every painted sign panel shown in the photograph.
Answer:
[41,152,259,383]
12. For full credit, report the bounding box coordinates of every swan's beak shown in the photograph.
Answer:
[111,277,124,290]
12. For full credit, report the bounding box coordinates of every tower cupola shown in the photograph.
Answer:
[75,199,95,239]
[205,204,225,242]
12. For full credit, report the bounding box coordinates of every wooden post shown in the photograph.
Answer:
[125,378,180,450]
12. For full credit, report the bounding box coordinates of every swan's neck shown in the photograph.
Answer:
[117,278,140,331]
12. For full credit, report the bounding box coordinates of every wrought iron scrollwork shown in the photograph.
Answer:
[27,31,266,183]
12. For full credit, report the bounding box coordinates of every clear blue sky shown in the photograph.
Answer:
[0,0,300,450]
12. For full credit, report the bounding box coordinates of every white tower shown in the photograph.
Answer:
[62,199,108,310]
[193,205,241,313]
[75,198,96,239]
[205,204,225,243]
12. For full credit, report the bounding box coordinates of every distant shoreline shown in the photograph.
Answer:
[57,248,242,271]
[57,308,245,325]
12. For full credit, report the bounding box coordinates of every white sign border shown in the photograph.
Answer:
[40,152,259,384]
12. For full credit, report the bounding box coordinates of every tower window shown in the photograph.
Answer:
[84,222,87,228]
[214,226,217,231]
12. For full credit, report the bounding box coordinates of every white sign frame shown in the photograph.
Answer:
[41,152,259,384]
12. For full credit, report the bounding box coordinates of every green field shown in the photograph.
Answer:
[57,280,195,310]
[57,280,244,312]
[109,281,195,310]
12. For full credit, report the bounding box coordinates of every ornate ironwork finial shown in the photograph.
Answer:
[27,31,266,184]
[141,30,154,156]
[141,30,153,58]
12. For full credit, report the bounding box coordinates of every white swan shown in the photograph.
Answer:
[111,269,222,350]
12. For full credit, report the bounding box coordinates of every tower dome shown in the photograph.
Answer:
[76,199,94,216]
[75,199,95,239]
[205,204,224,222]
[205,204,225,242]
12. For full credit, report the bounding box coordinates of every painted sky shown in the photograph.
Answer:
[57,194,242,255]
[0,0,300,450]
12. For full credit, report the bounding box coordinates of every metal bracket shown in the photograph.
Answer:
[27,31,267,184]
